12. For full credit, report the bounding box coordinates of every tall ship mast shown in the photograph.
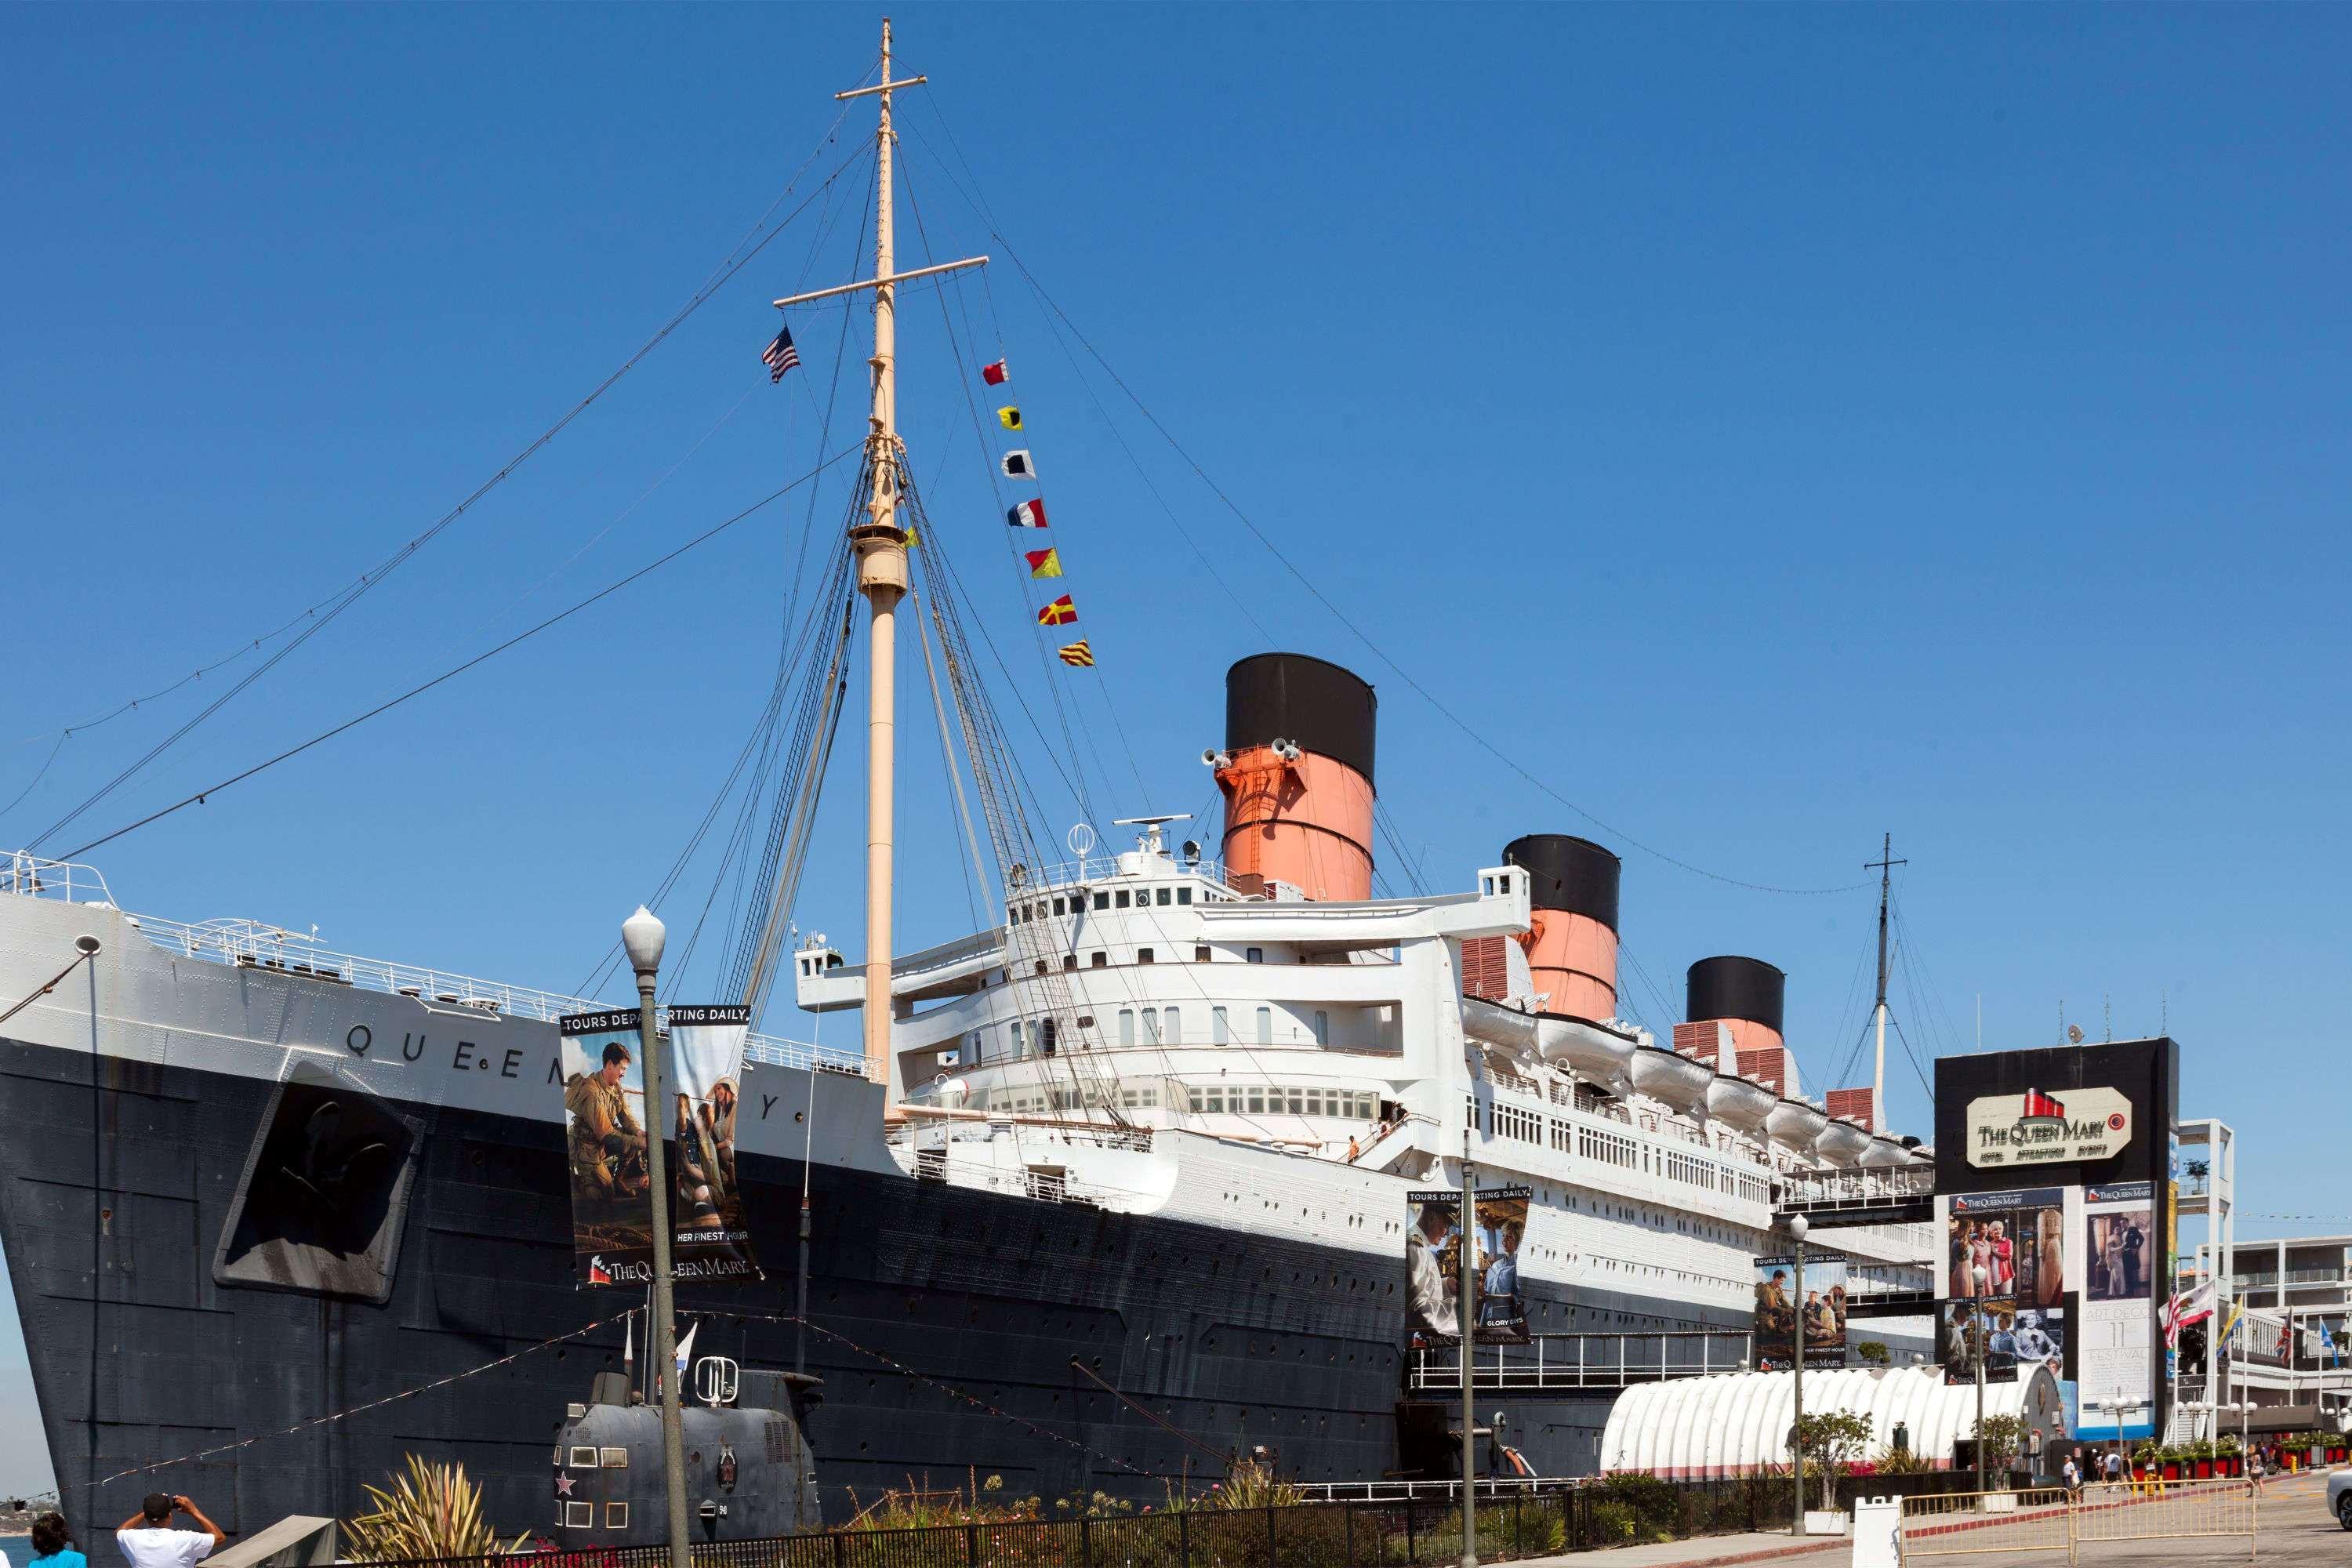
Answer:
[0,20,1941,1536]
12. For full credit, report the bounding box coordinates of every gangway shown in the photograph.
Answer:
[1406,1330,1751,1394]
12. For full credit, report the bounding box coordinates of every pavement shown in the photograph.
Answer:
[1512,1472,2343,1568]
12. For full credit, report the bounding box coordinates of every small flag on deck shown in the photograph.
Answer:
[902,525,920,548]
[1007,498,1048,528]
[1025,548,1062,579]
[982,359,1009,386]
[762,323,802,382]
[1036,594,1077,626]
[1058,640,1094,667]
[996,405,1022,430]
[1000,449,1036,480]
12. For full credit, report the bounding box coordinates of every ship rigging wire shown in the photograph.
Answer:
[16,122,872,847]
[56,448,863,862]
[906,100,1871,902]
[71,1310,631,1493]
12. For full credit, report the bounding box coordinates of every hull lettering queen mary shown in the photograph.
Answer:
[0,20,1936,1537]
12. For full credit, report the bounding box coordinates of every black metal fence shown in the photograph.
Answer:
[389,1473,1991,1568]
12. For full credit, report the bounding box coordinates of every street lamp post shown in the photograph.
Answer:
[1971,1264,1990,1492]
[623,906,692,1568]
[1789,1213,1809,1535]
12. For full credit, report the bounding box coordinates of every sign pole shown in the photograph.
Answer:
[1459,1147,1479,1568]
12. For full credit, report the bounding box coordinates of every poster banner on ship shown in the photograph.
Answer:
[557,1006,761,1288]
[2077,1181,2156,1436]
[1755,1254,1847,1370]
[1403,1187,1531,1345]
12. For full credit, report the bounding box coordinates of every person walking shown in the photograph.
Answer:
[28,1512,86,1568]
[116,1494,224,1568]
[2061,1454,2081,1498]
[2103,1447,2123,1490]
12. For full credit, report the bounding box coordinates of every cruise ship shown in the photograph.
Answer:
[0,21,1936,1537]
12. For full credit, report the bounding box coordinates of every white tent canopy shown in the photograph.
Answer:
[1599,1365,2067,1479]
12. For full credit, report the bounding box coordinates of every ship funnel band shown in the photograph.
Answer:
[1686,955,1784,1033]
[1502,834,1621,931]
[1223,653,1375,786]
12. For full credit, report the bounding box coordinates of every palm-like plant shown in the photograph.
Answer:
[343,1455,529,1562]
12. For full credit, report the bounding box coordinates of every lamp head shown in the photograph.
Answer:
[622,906,666,978]
[1786,1214,1809,1243]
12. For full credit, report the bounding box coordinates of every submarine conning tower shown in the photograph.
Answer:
[1214,653,1376,901]
[1682,954,1791,1090]
[1501,833,1621,1019]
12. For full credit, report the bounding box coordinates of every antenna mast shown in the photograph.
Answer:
[779,20,985,1089]
[1867,832,1905,1127]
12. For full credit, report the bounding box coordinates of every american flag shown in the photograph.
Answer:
[762,323,802,383]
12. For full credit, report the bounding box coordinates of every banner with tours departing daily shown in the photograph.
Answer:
[558,1005,761,1289]
[1404,1186,1531,1345]
[1755,1254,1847,1370]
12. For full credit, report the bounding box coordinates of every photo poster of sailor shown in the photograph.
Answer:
[557,1005,761,1287]
[1755,1253,1849,1370]
[1403,1186,1532,1345]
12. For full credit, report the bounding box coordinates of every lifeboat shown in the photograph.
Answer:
[1764,1098,1829,1151]
[1859,1135,1912,1169]
[1628,1045,1713,1114]
[1535,1014,1638,1088]
[1813,1117,1873,1168]
[1704,1074,1777,1131]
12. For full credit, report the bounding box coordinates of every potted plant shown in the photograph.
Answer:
[2190,1439,2213,1480]
[1793,1410,1875,1533]
[2216,1434,2242,1477]
[1973,1415,2026,1509]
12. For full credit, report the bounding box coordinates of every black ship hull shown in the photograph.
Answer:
[0,1032,1735,1536]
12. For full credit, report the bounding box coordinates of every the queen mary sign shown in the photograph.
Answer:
[1967,1086,2134,1167]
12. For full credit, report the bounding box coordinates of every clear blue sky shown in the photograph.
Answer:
[2,3,2348,1493]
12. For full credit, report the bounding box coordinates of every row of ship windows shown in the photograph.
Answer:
[1186,1085,1381,1119]
[1465,1097,1772,1205]
[560,1502,630,1530]
[1010,885,1202,922]
[1007,1004,1332,1052]
[990,1087,1164,1113]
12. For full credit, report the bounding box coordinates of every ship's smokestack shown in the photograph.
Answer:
[1503,834,1619,1019]
[1683,955,1791,1091]
[1215,654,1375,901]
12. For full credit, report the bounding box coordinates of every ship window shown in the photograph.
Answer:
[1313,1010,1330,1047]
[1163,1007,1180,1045]
[1034,960,1047,975]
[1307,1090,1323,1115]
[600,1446,629,1467]
[1214,1007,1230,1044]
[1208,1087,1225,1112]
[1116,890,1131,909]
[1138,948,1154,964]
[1094,892,1109,911]
[1256,1007,1272,1045]
[1178,887,1193,905]
[1010,1021,1024,1056]
[1063,955,1076,970]
[1142,1008,1160,1044]
[1287,1088,1305,1114]
[1246,947,1264,964]
[605,1503,629,1530]
[1156,887,1172,906]
[569,1446,601,1468]
[1119,1010,1135,1047]
[1196,946,1212,963]
[1054,897,1065,916]
[564,1502,593,1529]
[1247,1088,1265,1114]
[1091,953,1107,967]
